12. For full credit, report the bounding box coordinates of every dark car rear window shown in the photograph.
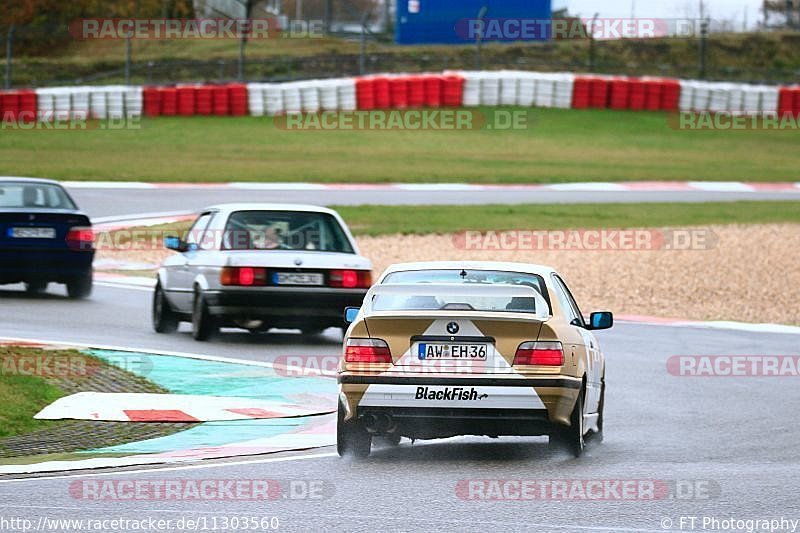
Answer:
[222,210,355,253]
[0,182,77,210]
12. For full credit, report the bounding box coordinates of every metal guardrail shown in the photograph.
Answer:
[6,50,800,88]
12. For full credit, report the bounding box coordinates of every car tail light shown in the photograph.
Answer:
[329,269,371,289]
[345,338,392,363]
[66,227,94,250]
[513,341,564,366]
[221,267,267,286]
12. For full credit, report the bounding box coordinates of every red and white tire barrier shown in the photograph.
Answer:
[6,71,800,122]
[35,392,336,422]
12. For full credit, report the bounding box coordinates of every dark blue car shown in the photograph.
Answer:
[0,178,94,298]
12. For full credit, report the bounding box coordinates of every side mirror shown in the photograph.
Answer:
[164,236,184,251]
[588,311,613,330]
[344,307,360,324]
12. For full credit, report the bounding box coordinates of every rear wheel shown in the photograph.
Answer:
[66,271,92,299]
[152,282,179,333]
[337,402,371,459]
[551,388,586,458]
[24,281,48,294]
[192,290,218,341]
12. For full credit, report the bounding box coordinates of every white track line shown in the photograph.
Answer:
[94,280,154,292]
[0,452,337,483]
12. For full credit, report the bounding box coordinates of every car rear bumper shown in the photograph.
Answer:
[339,374,581,436]
[204,288,367,326]
[0,249,94,283]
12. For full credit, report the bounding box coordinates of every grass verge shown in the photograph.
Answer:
[335,201,800,236]
[0,367,63,439]
[2,109,798,183]
[110,201,800,242]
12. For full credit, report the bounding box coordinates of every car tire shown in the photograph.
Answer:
[66,271,93,299]
[152,282,179,334]
[590,380,605,443]
[192,290,218,341]
[551,387,586,458]
[24,281,48,294]
[337,401,371,459]
[301,327,327,337]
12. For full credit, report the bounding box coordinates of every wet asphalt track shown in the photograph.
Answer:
[1,282,799,532]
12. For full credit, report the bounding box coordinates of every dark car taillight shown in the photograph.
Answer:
[345,338,392,363]
[513,341,565,366]
[220,267,268,286]
[329,269,371,289]
[66,227,94,250]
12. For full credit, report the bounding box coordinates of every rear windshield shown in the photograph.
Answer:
[222,210,355,253]
[383,269,551,310]
[0,182,76,210]
[368,284,549,317]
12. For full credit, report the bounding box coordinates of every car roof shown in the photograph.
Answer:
[380,261,558,277]
[203,203,341,216]
[0,176,64,186]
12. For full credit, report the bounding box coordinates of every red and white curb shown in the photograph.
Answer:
[0,416,336,476]
[62,181,800,193]
[35,392,336,423]
[93,212,195,232]
[0,339,338,475]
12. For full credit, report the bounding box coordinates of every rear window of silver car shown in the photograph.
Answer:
[222,210,355,253]
[0,182,77,210]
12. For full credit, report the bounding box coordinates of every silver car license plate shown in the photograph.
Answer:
[272,272,324,286]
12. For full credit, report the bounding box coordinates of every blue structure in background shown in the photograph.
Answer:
[396,0,552,45]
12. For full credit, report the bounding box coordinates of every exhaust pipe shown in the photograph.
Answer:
[362,413,378,432]
[361,413,395,433]
[376,413,395,433]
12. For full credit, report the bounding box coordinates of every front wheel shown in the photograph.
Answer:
[66,271,92,299]
[152,282,179,333]
[337,402,371,459]
[589,380,605,443]
[192,290,218,341]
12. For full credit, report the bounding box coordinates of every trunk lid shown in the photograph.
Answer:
[0,210,91,250]
[364,314,546,374]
